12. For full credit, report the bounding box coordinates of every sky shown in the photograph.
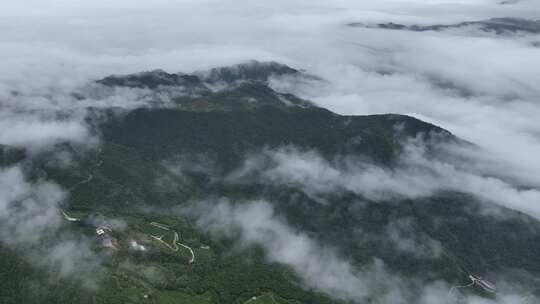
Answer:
[1,0,540,302]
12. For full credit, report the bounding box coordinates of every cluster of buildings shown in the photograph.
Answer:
[96,226,119,249]
[94,225,149,253]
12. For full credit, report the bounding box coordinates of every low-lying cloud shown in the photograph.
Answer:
[2,0,540,194]
[229,140,540,220]
[1,0,540,301]
[184,198,537,304]
[0,166,102,287]
[385,217,443,259]
[184,199,409,302]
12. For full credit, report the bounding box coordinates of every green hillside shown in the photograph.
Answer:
[2,62,539,304]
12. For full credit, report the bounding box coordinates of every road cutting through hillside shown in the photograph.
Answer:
[150,222,195,264]
[150,222,172,230]
[62,149,195,264]
[61,210,80,222]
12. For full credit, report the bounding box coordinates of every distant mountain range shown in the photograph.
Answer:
[349,17,540,35]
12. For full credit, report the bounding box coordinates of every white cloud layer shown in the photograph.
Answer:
[2,0,540,300]
[185,199,407,302]
[230,142,540,220]
[185,198,537,304]
[0,166,102,285]
[2,0,540,172]
[2,0,540,188]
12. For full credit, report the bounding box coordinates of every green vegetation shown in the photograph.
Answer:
[2,63,539,303]
[0,145,25,167]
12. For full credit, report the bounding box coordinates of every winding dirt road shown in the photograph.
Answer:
[150,222,195,264]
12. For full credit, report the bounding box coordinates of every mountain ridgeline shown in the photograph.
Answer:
[96,61,314,109]
[92,61,451,164]
[348,17,540,35]
[2,61,540,304]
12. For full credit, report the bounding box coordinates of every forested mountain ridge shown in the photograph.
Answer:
[1,62,539,304]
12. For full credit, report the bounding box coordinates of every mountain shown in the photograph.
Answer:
[2,62,539,304]
[197,60,302,85]
[94,61,313,109]
[97,69,207,90]
[349,17,540,35]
